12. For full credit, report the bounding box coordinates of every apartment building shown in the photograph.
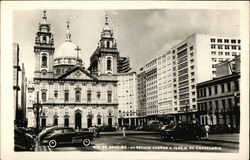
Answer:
[117,72,138,126]
[145,58,158,119]
[157,51,173,115]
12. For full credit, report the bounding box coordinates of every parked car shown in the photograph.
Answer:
[14,127,35,151]
[209,124,230,134]
[25,127,36,138]
[38,126,66,144]
[99,125,117,132]
[160,123,204,141]
[41,127,94,148]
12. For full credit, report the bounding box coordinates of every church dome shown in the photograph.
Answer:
[54,41,77,58]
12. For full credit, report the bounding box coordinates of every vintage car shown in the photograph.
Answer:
[40,127,93,148]
[160,123,204,141]
[14,127,35,151]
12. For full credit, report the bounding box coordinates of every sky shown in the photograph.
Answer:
[13,9,240,79]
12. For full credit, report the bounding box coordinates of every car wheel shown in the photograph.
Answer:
[48,140,57,148]
[82,138,91,147]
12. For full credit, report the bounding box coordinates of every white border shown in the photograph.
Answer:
[1,1,249,160]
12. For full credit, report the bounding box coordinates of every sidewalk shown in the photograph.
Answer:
[202,133,239,143]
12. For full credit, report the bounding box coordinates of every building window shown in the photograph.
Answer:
[218,45,223,49]
[107,91,112,103]
[75,90,81,102]
[231,39,236,43]
[221,84,225,93]
[234,81,239,91]
[224,39,229,43]
[210,38,215,42]
[42,56,47,67]
[189,46,193,51]
[218,52,223,56]
[225,52,230,56]
[212,64,216,68]
[227,82,231,92]
[214,85,218,94]
[211,44,216,49]
[225,45,230,49]
[232,52,237,56]
[211,51,216,55]
[87,91,91,102]
[238,46,241,50]
[107,59,111,70]
[64,118,69,127]
[42,92,46,102]
[232,46,237,50]
[208,87,212,96]
[212,58,217,62]
[54,91,58,99]
[217,39,222,43]
[97,117,101,125]
[53,118,58,126]
[64,91,69,102]
[218,58,223,62]
[97,92,101,99]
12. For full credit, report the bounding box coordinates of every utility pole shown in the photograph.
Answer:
[34,91,42,134]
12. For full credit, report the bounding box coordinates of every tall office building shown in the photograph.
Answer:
[117,72,138,126]
[171,34,241,122]
[138,33,241,123]
[145,58,158,120]
[137,67,147,122]
[157,51,173,115]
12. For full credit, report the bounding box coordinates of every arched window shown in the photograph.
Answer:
[107,41,110,49]
[42,92,46,102]
[75,90,81,102]
[97,117,101,125]
[87,91,91,102]
[56,68,60,74]
[53,118,58,126]
[43,36,47,43]
[42,56,47,67]
[65,91,69,102]
[54,91,58,99]
[107,91,112,103]
[107,59,111,70]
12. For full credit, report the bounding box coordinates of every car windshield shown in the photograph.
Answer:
[39,126,57,136]
[164,125,177,130]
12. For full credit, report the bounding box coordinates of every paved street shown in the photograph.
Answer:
[36,132,239,152]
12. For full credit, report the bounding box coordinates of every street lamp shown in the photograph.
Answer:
[33,91,43,134]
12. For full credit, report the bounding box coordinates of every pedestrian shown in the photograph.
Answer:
[228,124,233,134]
[205,124,210,139]
[96,126,100,138]
[122,126,126,139]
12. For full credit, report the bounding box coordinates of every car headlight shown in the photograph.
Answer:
[42,140,49,144]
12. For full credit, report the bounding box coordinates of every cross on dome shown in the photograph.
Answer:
[104,11,109,30]
[43,10,47,24]
[75,46,81,64]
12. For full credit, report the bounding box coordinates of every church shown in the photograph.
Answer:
[31,11,130,129]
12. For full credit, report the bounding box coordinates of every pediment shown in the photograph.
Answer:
[64,69,93,80]
[57,66,98,81]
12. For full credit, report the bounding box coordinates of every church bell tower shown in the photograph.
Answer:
[88,12,119,76]
[34,10,55,78]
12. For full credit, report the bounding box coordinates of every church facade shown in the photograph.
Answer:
[31,11,130,129]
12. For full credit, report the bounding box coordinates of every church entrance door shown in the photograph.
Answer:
[75,112,82,130]
[108,117,112,126]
